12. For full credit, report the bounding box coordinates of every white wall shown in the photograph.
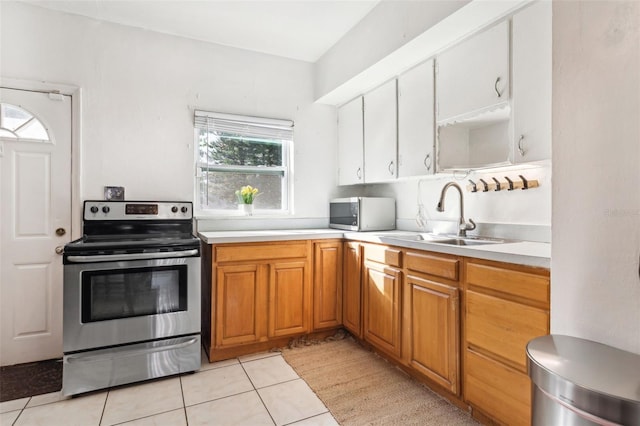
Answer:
[552,1,640,354]
[0,2,343,222]
[364,164,551,238]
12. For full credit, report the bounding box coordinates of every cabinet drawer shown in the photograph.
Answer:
[465,349,531,426]
[406,251,459,281]
[466,261,549,304]
[364,244,402,267]
[466,290,548,370]
[216,242,308,263]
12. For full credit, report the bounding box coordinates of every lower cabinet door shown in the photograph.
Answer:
[313,242,343,330]
[215,263,266,347]
[343,242,363,337]
[268,261,310,338]
[363,261,401,358]
[465,349,531,426]
[407,275,459,394]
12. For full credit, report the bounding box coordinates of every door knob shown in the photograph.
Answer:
[55,228,66,236]
[55,246,64,255]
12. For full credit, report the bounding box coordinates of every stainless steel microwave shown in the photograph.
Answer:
[329,197,395,231]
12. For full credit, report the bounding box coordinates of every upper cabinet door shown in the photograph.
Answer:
[512,1,552,163]
[436,21,510,122]
[337,96,364,186]
[364,79,398,183]
[398,59,435,178]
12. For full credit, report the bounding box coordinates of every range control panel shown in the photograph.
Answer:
[83,201,193,220]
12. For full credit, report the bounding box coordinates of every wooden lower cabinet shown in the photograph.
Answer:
[215,263,266,347]
[465,290,548,370]
[363,249,402,359]
[269,260,310,337]
[205,238,553,426]
[403,250,461,395]
[465,349,531,426]
[342,242,362,337]
[363,261,402,358]
[313,241,343,331]
[406,274,459,394]
[463,258,550,425]
[206,241,313,361]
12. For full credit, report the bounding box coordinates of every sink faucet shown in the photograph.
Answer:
[436,182,476,237]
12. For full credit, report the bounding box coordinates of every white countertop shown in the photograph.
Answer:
[198,229,345,243]
[198,229,550,269]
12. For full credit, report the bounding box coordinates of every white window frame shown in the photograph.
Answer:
[194,110,294,217]
[0,102,51,142]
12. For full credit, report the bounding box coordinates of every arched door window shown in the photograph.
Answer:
[0,103,50,141]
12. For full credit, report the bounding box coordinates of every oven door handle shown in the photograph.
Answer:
[65,337,200,363]
[66,249,199,263]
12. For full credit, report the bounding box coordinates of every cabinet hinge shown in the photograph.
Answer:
[48,90,64,101]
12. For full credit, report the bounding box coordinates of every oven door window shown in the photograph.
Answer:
[81,266,188,323]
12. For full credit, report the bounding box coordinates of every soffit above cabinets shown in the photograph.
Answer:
[317,0,532,106]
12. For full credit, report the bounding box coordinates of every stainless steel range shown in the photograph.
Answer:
[62,200,201,396]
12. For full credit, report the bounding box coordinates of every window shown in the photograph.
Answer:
[0,103,50,141]
[195,111,293,214]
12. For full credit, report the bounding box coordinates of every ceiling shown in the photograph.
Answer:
[21,0,380,63]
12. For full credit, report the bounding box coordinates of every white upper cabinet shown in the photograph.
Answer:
[398,59,435,177]
[337,4,550,181]
[337,96,364,186]
[436,21,510,122]
[512,1,552,163]
[364,79,398,183]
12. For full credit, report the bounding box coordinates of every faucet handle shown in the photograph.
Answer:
[460,218,476,232]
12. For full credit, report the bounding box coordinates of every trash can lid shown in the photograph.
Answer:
[527,334,640,404]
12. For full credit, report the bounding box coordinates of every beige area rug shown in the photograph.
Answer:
[281,335,478,426]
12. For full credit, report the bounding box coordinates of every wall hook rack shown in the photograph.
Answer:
[467,175,539,192]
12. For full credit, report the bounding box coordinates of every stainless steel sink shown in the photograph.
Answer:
[379,233,428,241]
[383,233,505,246]
[429,238,504,246]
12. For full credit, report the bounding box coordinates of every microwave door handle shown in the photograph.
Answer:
[66,249,199,263]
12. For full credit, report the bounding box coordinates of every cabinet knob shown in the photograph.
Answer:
[356,167,362,180]
[388,161,394,175]
[518,135,526,156]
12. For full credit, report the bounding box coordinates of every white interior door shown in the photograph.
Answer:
[0,87,72,366]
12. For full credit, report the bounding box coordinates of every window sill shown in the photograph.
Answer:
[194,210,292,220]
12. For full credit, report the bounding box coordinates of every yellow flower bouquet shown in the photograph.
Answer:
[235,185,259,204]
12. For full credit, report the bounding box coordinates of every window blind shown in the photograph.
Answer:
[194,110,293,140]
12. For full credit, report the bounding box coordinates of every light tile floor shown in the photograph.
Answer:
[0,351,338,426]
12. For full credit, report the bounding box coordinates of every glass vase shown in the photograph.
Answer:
[240,203,254,216]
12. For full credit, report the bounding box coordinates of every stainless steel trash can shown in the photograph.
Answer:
[527,335,640,425]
